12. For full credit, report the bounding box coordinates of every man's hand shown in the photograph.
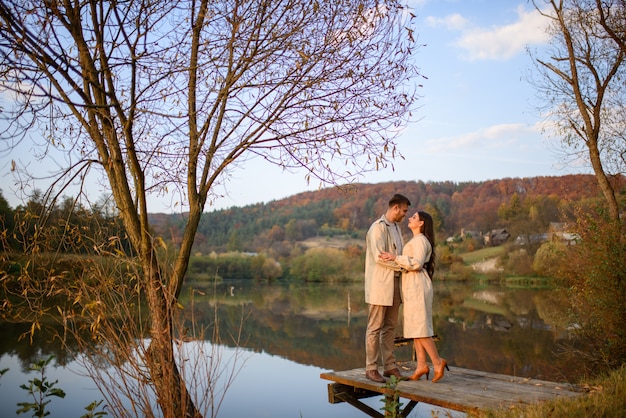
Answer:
[379,251,395,262]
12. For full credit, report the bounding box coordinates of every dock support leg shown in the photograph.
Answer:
[327,383,419,418]
[328,383,383,417]
[337,392,384,418]
[383,395,418,417]
[399,400,418,417]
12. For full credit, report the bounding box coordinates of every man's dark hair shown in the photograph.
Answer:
[388,193,411,207]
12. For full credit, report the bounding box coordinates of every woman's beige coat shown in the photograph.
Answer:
[394,233,433,338]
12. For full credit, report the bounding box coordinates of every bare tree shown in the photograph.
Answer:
[0,0,421,416]
[597,0,626,52]
[530,0,625,224]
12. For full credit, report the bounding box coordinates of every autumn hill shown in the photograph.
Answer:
[149,174,616,255]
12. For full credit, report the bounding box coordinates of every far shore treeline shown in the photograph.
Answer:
[0,174,620,283]
[152,174,606,253]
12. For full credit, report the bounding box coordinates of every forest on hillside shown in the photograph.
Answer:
[148,174,616,254]
[0,174,617,258]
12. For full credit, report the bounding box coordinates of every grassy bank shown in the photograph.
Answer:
[481,365,626,417]
[459,246,506,265]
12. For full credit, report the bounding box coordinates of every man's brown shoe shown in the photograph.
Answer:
[383,368,405,380]
[365,369,386,383]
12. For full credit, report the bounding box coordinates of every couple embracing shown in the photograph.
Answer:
[364,193,448,383]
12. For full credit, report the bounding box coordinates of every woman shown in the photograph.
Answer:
[380,211,448,382]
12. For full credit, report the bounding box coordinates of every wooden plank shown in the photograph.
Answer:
[320,361,585,415]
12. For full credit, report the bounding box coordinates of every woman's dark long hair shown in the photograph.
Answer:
[418,211,436,278]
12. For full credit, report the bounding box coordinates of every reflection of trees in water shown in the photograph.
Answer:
[533,290,572,331]
[0,322,80,369]
[434,283,579,382]
[186,280,578,380]
[189,281,370,371]
[437,315,574,382]
[2,280,578,381]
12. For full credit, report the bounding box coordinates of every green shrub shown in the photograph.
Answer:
[446,261,473,281]
[553,208,626,376]
[288,247,354,282]
[502,249,534,276]
[532,241,569,277]
[188,253,283,281]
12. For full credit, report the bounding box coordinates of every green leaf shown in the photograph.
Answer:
[48,388,66,398]
[16,402,35,414]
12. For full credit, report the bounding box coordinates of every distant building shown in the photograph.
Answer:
[484,229,510,246]
[513,223,580,246]
[445,229,482,244]
[460,229,482,240]
[514,233,548,246]
[548,222,580,245]
[451,228,509,246]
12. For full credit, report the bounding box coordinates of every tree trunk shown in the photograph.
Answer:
[587,137,621,224]
[144,267,200,418]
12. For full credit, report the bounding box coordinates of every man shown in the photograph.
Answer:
[364,193,411,382]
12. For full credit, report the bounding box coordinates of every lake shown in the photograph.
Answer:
[0,279,577,417]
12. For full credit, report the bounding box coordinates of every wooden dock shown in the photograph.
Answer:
[320,361,585,417]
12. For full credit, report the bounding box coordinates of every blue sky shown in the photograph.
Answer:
[212,1,586,211]
[0,1,590,213]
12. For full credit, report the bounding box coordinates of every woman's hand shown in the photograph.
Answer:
[379,251,395,262]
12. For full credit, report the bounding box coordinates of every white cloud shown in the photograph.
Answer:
[425,13,469,31]
[423,123,537,153]
[429,6,551,61]
[459,7,550,60]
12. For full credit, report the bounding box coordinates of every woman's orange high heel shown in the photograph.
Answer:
[432,359,448,383]
[409,365,430,381]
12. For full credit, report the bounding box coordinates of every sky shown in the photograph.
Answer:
[0,1,592,213]
[211,0,587,211]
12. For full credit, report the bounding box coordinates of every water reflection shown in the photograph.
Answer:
[0,279,577,417]
[182,280,372,372]
[183,279,576,382]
